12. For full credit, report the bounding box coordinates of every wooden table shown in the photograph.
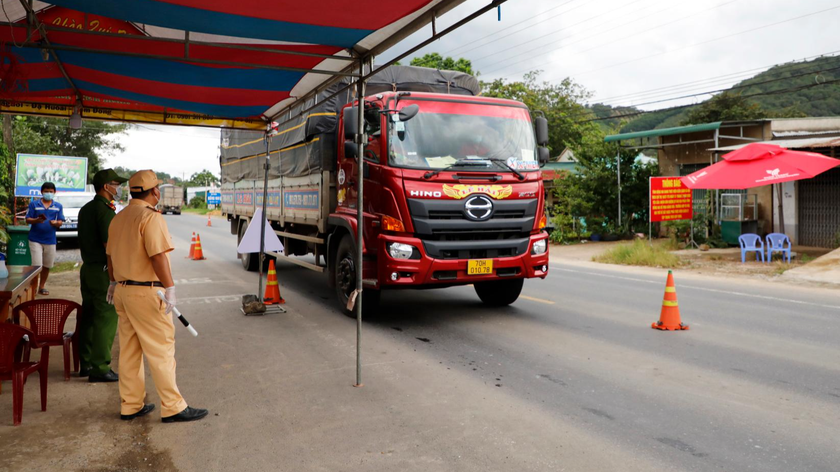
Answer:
[0,266,42,324]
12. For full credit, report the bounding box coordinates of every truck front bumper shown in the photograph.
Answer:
[377,233,549,287]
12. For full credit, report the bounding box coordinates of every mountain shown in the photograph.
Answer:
[590,54,840,133]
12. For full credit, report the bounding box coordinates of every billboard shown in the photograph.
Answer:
[650,177,692,222]
[15,154,88,197]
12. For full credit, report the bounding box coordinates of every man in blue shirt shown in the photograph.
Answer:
[25,182,65,295]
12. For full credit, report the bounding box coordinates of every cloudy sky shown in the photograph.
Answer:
[105,0,839,176]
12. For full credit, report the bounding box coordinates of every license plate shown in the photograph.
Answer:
[63,224,77,229]
[467,259,493,275]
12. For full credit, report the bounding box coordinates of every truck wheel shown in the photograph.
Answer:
[474,279,524,307]
[238,220,259,272]
[334,235,380,318]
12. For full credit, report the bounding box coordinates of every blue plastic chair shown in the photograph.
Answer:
[766,233,792,263]
[738,234,765,263]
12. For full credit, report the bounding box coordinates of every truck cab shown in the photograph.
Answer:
[330,92,550,309]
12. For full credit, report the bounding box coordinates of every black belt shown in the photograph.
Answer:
[119,280,164,288]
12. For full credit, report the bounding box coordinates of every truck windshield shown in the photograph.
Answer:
[388,110,538,172]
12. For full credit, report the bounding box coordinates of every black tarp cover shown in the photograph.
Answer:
[220,65,480,183]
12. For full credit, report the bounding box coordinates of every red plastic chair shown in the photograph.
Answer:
[0,323,48,426]
[13,299,81,381]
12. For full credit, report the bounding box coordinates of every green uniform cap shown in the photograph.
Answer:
[93,168,129,187]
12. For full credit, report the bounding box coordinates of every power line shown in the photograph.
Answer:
[465,0,653,65]
[483,0,740,78]
[575,77,840,123]
[535,3,840,84]
[591,50,840,106]
[441,0,580,57]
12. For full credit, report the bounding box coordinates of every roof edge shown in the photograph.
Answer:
[604,121,722,143]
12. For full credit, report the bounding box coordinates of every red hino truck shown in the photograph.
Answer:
[220,66,550,314]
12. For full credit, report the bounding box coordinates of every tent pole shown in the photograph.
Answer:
[258,132,270,302]
[354,58,367,388]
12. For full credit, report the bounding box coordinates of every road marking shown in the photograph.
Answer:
[180,295,241,305]
[521,295,555,305]
[556,268,840,311]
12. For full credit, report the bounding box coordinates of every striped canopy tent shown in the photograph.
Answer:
[0,0,479,129]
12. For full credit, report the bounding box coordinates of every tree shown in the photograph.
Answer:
[482,71,595,154]
[188,169,219,187]
[553,127,658,235]
[410,53,477,75]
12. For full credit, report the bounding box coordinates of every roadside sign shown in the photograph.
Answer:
[15,154,88,197]
[650,177,692,222]
[207,192,222,205]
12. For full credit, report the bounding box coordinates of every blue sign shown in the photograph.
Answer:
[207,192,221,204]
[284,189,319,211]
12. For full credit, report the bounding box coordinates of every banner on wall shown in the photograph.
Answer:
[15,154,88,197]
[650,176,693,222]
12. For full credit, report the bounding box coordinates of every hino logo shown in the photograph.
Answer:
[410,190,442,198]
[464,195,493,221]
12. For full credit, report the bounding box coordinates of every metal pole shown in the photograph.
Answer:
[354,58,367,388]
[617,150,621,228]
[258,133,270,301]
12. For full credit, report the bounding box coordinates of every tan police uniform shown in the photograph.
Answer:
[106,173,188,418]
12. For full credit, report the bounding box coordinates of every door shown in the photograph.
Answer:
[798,166,840,248]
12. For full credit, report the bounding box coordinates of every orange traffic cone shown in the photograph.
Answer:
[186,232,196,259]
[207,215,212,227]
[652,270,688,330]
[263,259,285,305]
[191,233,206,260]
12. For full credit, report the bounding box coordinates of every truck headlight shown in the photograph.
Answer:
[388,242,418,260]
[531,239,547,255]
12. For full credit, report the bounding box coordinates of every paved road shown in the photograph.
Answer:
[152,213,840,471]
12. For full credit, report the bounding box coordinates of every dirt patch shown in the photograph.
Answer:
[0,271,178,472]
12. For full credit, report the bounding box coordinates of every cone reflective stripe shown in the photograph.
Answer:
[652,270,688,330]
[263,259,284,305]
[186,232,196,259]
[191,233,206,260]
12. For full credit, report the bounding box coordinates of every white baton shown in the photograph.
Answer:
[156,290,198,337]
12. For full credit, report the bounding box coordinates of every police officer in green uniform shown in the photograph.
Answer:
[77,169,128,382]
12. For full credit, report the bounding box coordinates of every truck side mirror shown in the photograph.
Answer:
[344,141,359,160]
[535,116,549,146]
[343,106,359,140]
[398,104,420,122]
[538,147,550,166]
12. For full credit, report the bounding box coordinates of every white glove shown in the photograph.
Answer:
[107,282,117,305]
[163,286,176,315]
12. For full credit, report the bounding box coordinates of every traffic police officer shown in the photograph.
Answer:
[77,168,127,382]
[106,170,208,423]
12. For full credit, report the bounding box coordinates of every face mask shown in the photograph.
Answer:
[104,184,118,200]
[152,188,161,206]
[42,192,54,201]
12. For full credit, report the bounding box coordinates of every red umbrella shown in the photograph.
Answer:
[680,143,840,235]
[681,143,840,189]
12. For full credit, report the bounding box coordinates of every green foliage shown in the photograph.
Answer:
[8,116,127,182]
[188,169,219,187]
[681,92,780,125]
[188,195,205,208]
[594,239,683,268]
[483,71,594,153]
[113,166,183,186]
[552,127,658,235]
[410,53,476,75]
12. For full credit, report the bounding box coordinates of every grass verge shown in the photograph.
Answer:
[180,207,222,216]
[52,261,80,273]
[593,239,683,268]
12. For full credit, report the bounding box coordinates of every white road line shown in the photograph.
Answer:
[556,268,840,311]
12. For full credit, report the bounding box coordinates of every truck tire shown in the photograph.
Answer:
[238,219,259,272]
[474,279,524,307]
[334,235,380,318]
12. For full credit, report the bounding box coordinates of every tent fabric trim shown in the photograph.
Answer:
[604,122,722,143]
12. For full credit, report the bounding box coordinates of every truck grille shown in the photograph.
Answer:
[408,198,537,259]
